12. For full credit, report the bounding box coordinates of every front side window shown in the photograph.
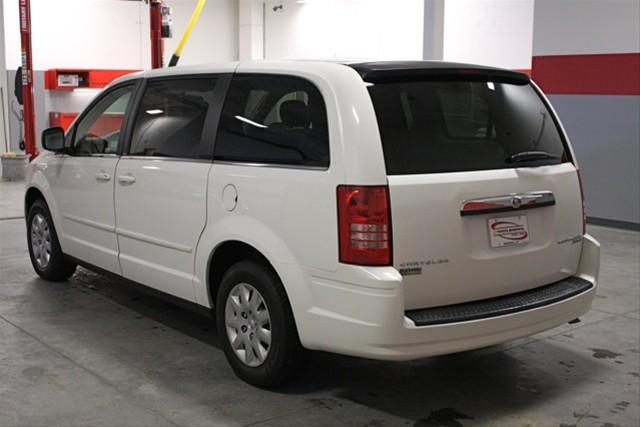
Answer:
[214,74,329,168]
[71,85,133,155]
[129,78,218,159]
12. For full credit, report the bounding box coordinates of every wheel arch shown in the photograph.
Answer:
[206,240,278,310]
[196,216,317,348]
[24,186,46,214]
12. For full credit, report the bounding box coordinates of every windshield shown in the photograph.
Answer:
[367,80,569,175]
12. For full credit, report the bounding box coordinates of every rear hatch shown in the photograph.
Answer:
[363,65,584,310]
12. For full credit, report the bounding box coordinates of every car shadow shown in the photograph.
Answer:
[73,267,605,426]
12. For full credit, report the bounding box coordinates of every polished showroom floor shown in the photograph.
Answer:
[1,180,638,426]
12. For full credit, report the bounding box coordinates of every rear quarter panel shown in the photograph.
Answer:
[192,62,389,338]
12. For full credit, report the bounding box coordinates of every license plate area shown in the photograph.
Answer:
[488,215,530,248]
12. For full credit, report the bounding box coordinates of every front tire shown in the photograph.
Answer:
[216,260,308,388]
[27,199,77,281]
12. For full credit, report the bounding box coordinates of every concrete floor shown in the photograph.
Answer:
[1,179,639,427]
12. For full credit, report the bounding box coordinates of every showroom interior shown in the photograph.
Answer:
[0,0,638,426]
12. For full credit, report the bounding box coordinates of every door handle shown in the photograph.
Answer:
[95,171,111,182]
[117,174,136,185]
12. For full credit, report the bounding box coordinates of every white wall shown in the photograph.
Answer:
[3,0,150,70]
[238,0,264,60]
[533,0,640,56]
[164,0,238,65]
[442,0,534,70]
[264,0,424,60]
[2,0,238,70]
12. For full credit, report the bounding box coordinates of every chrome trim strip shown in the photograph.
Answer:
[120,155,212,163]
[63,214,116,233]
[86,153,119,158]
[116,227,192,253]
[460,191,555,216]
[59,153,119,158]
[213,160,328,171]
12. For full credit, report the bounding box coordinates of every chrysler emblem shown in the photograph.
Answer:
[511,197,522,209]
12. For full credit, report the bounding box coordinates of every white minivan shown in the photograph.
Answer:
[26,61,600,387]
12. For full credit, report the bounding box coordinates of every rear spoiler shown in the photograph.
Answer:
[349,61,530,85]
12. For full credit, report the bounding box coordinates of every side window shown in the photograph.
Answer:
[214,74,329,168]
[129,78,218,159]
[72,85,133,155]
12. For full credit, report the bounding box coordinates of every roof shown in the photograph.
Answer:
[111,60,530,86]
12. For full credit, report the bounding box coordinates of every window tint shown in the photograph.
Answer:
[368,80,567,175]
[214,74,329,168]
[129,78,218,159]
[72,85,133,155]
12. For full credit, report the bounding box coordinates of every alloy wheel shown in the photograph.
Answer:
[225,282,272,367]
[31,213,52,269]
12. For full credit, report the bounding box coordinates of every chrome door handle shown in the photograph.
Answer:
[95,171,111,182]
[117,174,136,185]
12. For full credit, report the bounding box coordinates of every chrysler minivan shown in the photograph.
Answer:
[25,61,600,387]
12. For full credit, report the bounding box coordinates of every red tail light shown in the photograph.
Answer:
[337,185,392,266]
[576,170,587,234]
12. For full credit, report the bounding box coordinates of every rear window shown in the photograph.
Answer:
[367,80,568,175]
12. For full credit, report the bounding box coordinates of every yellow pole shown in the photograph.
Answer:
[168,0,208,67]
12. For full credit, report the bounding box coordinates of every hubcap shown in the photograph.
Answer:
[30,213,52,269]
[225,283,272,367]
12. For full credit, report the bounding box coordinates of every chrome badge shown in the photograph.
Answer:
[511,196,522,209]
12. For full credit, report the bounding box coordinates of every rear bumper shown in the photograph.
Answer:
[297,234,600,360]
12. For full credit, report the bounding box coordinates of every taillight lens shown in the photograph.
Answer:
[577,169,587,234]
[337,185,392,266]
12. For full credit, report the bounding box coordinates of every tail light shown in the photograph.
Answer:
[337,185,392,266]
[576,169,587,234]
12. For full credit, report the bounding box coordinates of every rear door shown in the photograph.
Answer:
[367,74,584,310]
[114,75,229,301]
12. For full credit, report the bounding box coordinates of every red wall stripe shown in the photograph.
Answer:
[532,53,640,95]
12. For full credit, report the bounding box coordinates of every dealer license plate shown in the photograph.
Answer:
[488,216,530,248]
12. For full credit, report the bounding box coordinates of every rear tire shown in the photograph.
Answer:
[216,260,308,388]
[27,199,77,281]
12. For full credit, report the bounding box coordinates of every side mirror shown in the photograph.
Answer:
[41,127,65,153]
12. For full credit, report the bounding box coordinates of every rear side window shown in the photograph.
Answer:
[129,78,218,159]
[368,80,568,175]
[214,74,329,168]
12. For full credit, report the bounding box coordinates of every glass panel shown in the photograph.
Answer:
[368,80,567,175]
[72,86,133,155]
[129,78,218,159]
[215,74,329,168]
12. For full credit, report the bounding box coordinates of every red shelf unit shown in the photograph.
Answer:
[45,68,139,91]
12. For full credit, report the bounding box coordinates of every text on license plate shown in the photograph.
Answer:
[488,215,530,247]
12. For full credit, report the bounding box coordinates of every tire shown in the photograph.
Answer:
[216,259,308,388]
[26,199,77,282]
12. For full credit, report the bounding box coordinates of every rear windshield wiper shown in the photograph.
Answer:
[506,151,560,164]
